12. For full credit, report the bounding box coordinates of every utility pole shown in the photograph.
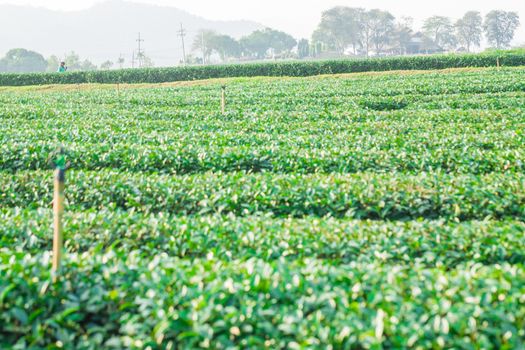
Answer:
[136,32,144,68]
[131,51,135,69]
[178,23,187,65]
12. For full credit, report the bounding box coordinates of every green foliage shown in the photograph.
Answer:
[484,11,521,49]
[2,169,525,220]
[313,7,365,54]
[423,16,457,51]
[2,51,523,87]
[363,9,396,55]
[0,48,47,73]
[100,60,114,70]
[1,67,525,348]
[1,68,525,175]
[455,11,483,52]
[297,39,310,59]
[2,210,525,266]
[194,31,242,61]
[2,253,523,349]
[60,51,98,72]
[240,28,297,59]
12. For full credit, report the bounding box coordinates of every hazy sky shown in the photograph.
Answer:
[1,0,524,42]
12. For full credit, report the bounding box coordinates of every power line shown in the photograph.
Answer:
[178,23,187,65]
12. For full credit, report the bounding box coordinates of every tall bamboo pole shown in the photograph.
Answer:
[52,168,65,274]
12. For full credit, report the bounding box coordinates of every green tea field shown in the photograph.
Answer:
[1,67,525,349]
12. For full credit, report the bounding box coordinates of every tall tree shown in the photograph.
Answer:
[60,52,98,71]
[240,30,270,59]
[311,28,336,53]
[138,54,154,68]
[365,9,396,55]
[268,29,297,56]
[117,56,125,69]
[455,11,483,52]
[423,16,457,51]
[46,55,60,72]
[312,7,365,55]
[192,31,241,62]
[192,30,216,63]
[0,48,47,73]
[241,28,297,59]
[393,17,415,55]
[209,34,241,61]
[484,11,520,49]
[297,39,310,59]
[100,60,114,70]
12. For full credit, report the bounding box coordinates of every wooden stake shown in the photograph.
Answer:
[221,85,226,114]
[52,168,65,274]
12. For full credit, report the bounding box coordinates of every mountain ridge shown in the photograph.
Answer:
[0,0,265,66]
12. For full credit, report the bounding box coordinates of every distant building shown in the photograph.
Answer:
[406,32,443,55]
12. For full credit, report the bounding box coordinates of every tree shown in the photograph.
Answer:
[312,7,365,55]
[59,52,98,71]
[312,28,337,53]
[0,48,47,73]
[393,17,415,55]
[46,55,60,72]
[297,39,310,59]
[192,30,216,63]
[484,11,520,49]
[208,34,241,61]
[117,56,125,69]
[100,60,113,70]
[268,29,297,56]
[365,9,396,55]
[185,54,203,65]
[191,31,241,62]
[241,28,297,59]
[80,59,98,71]
[136,53,154,68]
[456,11,482,52]
[423,16,457,51]
[62,52,81,70]
[240,30,269,59]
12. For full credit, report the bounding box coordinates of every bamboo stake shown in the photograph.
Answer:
[221,85,226,114]
[52,168,65,275]
[497,57,500,69]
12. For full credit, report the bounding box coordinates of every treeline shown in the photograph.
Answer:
[1,51,524,86]
[312,9,521,57]
[0,8,521,73]
[195,9,521,62]
[185,28,299,64]
[0,50,102,74]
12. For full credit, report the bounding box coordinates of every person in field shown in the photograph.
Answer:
[57,62,67,72]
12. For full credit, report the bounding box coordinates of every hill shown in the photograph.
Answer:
[0,0,264,66]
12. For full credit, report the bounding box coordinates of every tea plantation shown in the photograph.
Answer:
[1,67,525,349]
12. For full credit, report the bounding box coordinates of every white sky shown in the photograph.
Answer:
[1,0,524,43]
